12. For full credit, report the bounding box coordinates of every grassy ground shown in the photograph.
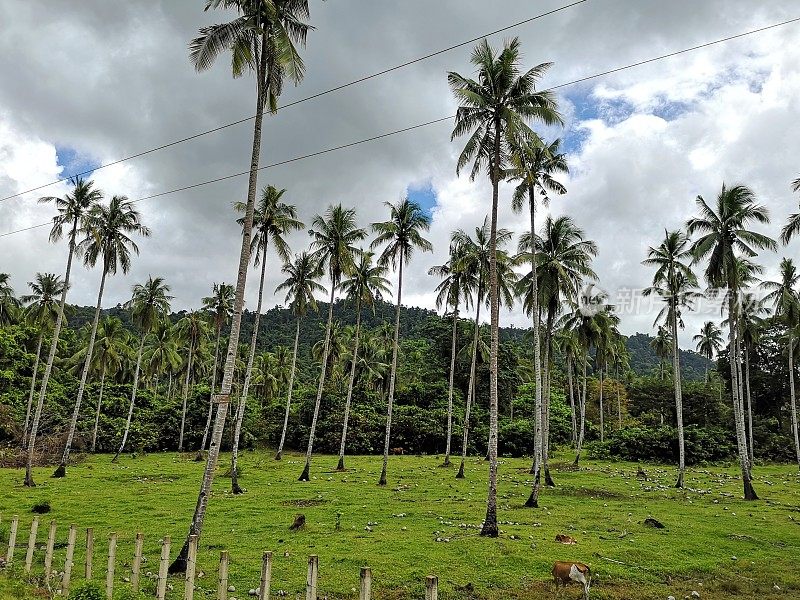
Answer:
[0,450,798,599]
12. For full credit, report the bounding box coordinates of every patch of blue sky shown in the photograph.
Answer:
[55,145,101,180]
[407,181,437,220]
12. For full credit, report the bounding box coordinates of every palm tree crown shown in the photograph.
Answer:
[276,252,326,318]
[79,196,151,275]
[371,197,433,268]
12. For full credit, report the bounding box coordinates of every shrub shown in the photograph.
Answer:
[69,582,105,600]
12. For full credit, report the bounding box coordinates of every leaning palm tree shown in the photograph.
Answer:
[336,250,390,471]
[275,251,325,461]
[112,276,172,462]
[298,205,366,481]
[171,0,312,573]
[449,37,561,536]
[371,197,433,485]
[231,185,303,493]
[687,183,776,500]
[762,257,800,469]
[428,237,474,467]
[176,311,209,452]
[642,229,698,488]
[25,177,101,487]
[0,273,21,325]
[20,273,66,449]
[89,317,130,452]
[54,195,150,478]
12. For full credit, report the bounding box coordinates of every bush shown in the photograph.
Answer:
[69,582,105,600]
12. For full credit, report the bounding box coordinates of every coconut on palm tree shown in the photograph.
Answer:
[25,178,101,487]
[371,197,432,485]
[54,195,150,478]
[274,252,324,460]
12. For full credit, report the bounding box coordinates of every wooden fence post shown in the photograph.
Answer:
[24,517,38,572]
[131,532,144,593]
[359,567,372,600]
[6,515,18,564]
[184,534,198,600]
[157,536,170,600]
[259,551,272,600]
[106,532,117,599]
[86,527,94,580]
[44,520,56,582]
[61,524,77,596]
[217,550,229,600]
[425,575,438,600]
[306,555,318,600]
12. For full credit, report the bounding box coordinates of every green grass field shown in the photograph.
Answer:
[1,450,799,599]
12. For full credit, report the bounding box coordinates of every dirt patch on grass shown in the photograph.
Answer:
[556,485,626,500]
[281,498,328,507]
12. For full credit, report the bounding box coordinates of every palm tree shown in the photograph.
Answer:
[687,183,776,500]
[762,257,800,469]
[55,195,150,477]
[176,311,209,452]
[20,273,66,449]
[449,37,561,536]
[554,327,581,447]
[172,0,312,573]
[113,276,173,462]
[739,292,767,466]
[643,229,698,488]
[694,321,723,377]
[0,273,21,325]
[200,282,235,450]
[428,237,474,467]
[89,317,130,452]
[145,320,182,392]
[781,178,800,244]
[297,205,365,481]
[650,326,672,382]
[25,177,101,487]
[371,198,432,485]
[231,185,303,493]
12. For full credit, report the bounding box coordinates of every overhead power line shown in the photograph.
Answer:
[0,0,589,203]
[1,15,798,241]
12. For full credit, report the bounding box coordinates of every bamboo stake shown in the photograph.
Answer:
[24,517,38,572]
[425,575,438,600]
[359,567,372,600]
[184,534,198,600]
[44,520,56,582]
[306,555,318,600]
[259,551,272,600]
[131,532,143,593]
[6,515,18,564]
[157,536,170,600]
[106,532,117,599]
[217,551,229,600]
[86,527,94,580]
[61,524,77,596]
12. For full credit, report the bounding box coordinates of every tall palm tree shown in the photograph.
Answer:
[0,273,21,325]
[371,197,433,485]
[694,321,723,378]
[650,326,672,382]
[200,282,235,450]
[55,195,150,477]
[762,258,800,469]
[738,292,767,466]
[275,251,325,461]
[113,276,173,462]
[176,311,210,452]
[20,273,66,449]
[429,237,474,467]
[231,185,303,493]
[172,0,312,573]
[643,229,698,488]
[89,317,130,452]
[298,205,365,481]
[687,183,776,500]
[449,37,561,536]
[336,250,390,471]
[554,326,581,447]
[25,177,101,487]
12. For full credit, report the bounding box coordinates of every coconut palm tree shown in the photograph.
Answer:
[650,326,672,382]
[336,250,390,471]
[113,276,173,463]
[20,273,66,449]
[200,282,235,450]
[89,317,130,452]
[0,273,21,325]
[55,195,150,478]
[297,206,365,481]
[694,321,723,377]
[449,37,561,536]
[172,0,312,573]
[554,326,581,447]
[687,183,776,500]
[643,229,699,488]
[738,292,767,465]
[428,237,474,467]
[231,185,303,493]
[25,177,101,487]
[145,320,182,392]
[762,257,800,469]
[176,311,209,452]
[371,198,433,485]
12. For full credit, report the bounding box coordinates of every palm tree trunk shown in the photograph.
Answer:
[200,323,222,451]
[337,301,362,471]
[379,259,404,486]
[54,267,108,477]
[542,309,555,487]
[672,304,686,488]
[567,356,577,448]
[574,354,588,465]
[231,242,268,493]
[179,344,194,453]
[25,217,78,487]
[276,318,301,460]
[91,366,106,453]
[22,331,44,450]
[113,334,145,462]
[599,366,604,443]
[745,346,754,467]
[616,364,622,428]
[443,301,459,466]
[456,294,481,479]
[300,285,335,481]
[788,331,800,469]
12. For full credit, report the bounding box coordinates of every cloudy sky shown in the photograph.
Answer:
[1,0,799,347]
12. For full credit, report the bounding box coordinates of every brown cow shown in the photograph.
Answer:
[555,534,577,544]
[552,561,591,599]
[390,447,404,455]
